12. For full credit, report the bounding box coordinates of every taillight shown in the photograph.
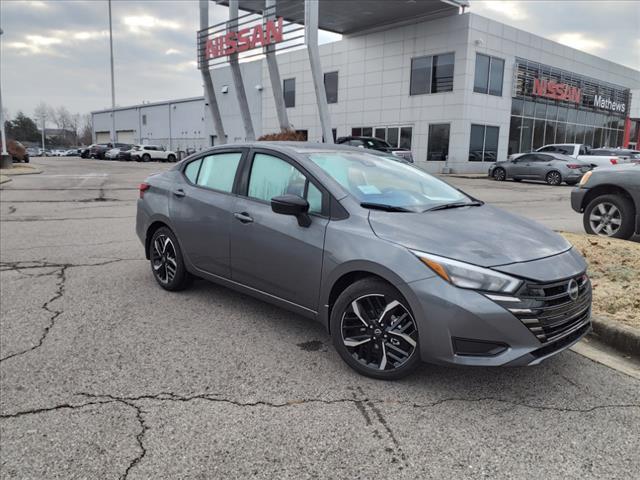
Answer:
[567,164,581,169]
[139,183,150,198]
[610,158,617,165]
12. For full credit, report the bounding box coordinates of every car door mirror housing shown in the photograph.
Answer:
[271,194,311,227]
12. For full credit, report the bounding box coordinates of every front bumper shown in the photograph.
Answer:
[402,265,591,367]
[570,187,588,212]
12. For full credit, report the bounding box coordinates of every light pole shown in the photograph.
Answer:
[0,27,12,169]
[108,0,116,145]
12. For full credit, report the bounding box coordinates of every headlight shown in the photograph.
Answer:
[411,251,522,293]
[579,171,592,187]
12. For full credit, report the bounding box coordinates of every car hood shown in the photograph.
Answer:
[368,204,571,268]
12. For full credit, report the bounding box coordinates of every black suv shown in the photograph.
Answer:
[336,136,413,162]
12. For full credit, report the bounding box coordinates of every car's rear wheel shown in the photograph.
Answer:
[492,167,506,181]
[149,227,191,291]
[167,154,176,162]
[583,194,635,239]
[545,170,562,186]
[142,154,151,162]
[330,278,420,380]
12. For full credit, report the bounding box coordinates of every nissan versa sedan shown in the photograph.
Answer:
[136,143,592,379]
[489,152,592,186]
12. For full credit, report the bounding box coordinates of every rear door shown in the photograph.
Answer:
[169,149,247,277]
[229,149,329,310]
[529,154,553,179]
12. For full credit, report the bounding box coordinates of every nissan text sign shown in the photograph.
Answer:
[205,17,284,60]
[531,78,582,104]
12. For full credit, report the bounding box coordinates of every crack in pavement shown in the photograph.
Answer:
[0,258,144,363]
[1,215,135,222]
[2,391,638,479]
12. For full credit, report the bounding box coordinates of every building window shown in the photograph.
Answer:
[295,129,308,141]
[410,53,454,95]
[283,78,295,108]
[427,124,450,161]
[350,126,413,149]
[142,114,147,126]
[473,54,505,96]
[469,124,499,162]
[324,71,338,104]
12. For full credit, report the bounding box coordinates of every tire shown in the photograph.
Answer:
[565,180,578,186]
[25,157,30,163]
[492,167,506,181]
[583,194,635,240]
[149,227,191,291]
[330,278,420,380]
[142,154,151,162]
[167,154,176,163]
[545,170,562,186]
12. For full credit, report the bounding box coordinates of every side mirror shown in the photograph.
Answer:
[271,194,311,227]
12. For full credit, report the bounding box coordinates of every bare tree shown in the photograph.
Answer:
[79,114,93,146]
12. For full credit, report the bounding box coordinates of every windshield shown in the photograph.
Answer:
[307,151,470,212]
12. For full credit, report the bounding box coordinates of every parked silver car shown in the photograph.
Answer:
[489,152,592,186]
[136,143,591,379]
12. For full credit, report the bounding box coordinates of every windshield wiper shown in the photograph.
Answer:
[360,202,414,212]
[425,201,484,212]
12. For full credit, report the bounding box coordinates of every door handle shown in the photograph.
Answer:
[172,189,185,198]
[233,212,253,223]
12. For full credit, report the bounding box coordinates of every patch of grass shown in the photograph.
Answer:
[561,232,639,329]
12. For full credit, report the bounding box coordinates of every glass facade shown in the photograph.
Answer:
[508,59,629,154]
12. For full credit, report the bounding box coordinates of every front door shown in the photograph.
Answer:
[229,150,329,310]
[169,149,245,277]
[511,154,534,178]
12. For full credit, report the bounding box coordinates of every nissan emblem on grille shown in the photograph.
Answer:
[567,279,579,301]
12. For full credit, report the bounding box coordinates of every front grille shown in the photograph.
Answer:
[490,273,592,343]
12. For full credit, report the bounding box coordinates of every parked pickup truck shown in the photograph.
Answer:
[511,143,621,168]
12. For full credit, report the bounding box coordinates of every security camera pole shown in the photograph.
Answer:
[0,27,11,169]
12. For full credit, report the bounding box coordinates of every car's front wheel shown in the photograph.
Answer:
[492,167,506,181]
[149,227,191,291]
[583,194,635,239]
[167,154,176,162]
[142,154,151,162]
[330,278,420,380]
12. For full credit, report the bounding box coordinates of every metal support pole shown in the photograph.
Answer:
[304,0,333,143]
[41,116,46,151]
[264,0,290,132]
[108,0,116,145]
[0,28,11,169]
[200,0,227,145]
[228,0,255,140]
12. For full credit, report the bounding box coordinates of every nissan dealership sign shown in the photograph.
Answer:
[205,17,284,60]
[515,58,630,116]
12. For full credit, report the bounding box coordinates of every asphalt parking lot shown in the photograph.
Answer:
[1,157,639,479]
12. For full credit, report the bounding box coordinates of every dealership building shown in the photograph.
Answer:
[92,0,640,173]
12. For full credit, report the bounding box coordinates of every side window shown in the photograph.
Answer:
[248,153,324,214]
[579,146,587,155]
[538,146,555,152]
[196,152,242,192]
[184,159,202,183]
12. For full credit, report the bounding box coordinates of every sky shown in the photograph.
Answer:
[1,0,639,124]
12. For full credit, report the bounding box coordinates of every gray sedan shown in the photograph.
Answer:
[136,143,591,379]
[489,152,592,186]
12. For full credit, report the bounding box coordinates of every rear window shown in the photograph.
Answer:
[184,159,202,183]
[195,152,242,192]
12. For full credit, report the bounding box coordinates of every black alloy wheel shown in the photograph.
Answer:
[149,227,190,290]
[331,278,420,379]
[142,153,151,162]
[545,170,562,186]
[493,167,506,181]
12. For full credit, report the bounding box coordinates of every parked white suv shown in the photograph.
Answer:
[131,145,177,162]
[510,143,621,168]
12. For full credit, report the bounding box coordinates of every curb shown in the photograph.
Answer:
[590,316,640,358]
[437,174,488,180]
[0,165,43,176]
[0,175,11,184]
